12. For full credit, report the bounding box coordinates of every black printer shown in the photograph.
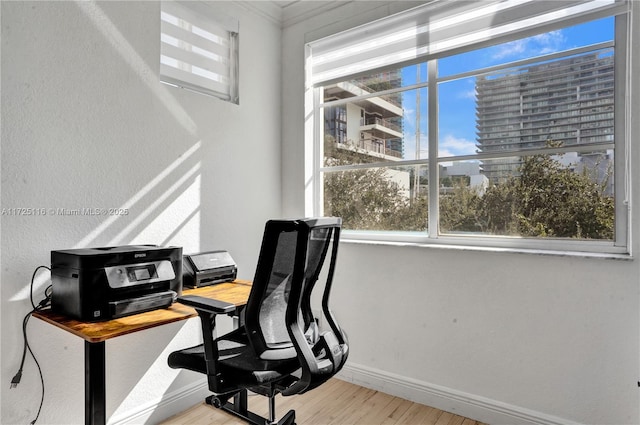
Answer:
[51,245,182,322]
[183,250,237,288]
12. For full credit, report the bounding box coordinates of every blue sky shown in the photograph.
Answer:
[399,16,615,161]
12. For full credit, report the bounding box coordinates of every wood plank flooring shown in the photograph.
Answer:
[160,379,487,425]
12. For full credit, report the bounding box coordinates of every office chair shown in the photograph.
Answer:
[168,218,348,425]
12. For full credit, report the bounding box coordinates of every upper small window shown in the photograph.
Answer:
[160,1,239,104]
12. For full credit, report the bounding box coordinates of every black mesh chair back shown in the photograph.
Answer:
[244,220,339,358]
[168,217,348,425]
[244,222,298,356]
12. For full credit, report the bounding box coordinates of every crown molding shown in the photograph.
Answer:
[280,1,352,28]
[234,1,353,28]
[234,1,284,26]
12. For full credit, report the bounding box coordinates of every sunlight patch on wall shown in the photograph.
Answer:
[73,142,202,249]
[75,0,198,135]
[122,171,201,251]
[107,320,206,425]
[9,141,202,302]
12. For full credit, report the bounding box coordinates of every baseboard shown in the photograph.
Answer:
[107,379,210,425]
[106,363,581,425]
[337,363,582,425]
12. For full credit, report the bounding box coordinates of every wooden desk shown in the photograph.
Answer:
[33,280,252,425]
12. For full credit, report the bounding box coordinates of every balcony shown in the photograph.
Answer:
[336,139,402,161]
[360,116,403,139]
[323,81,403,117]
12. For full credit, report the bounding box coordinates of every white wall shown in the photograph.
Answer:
[1,1,281,423]
[282,2,640,424]
[3,1,639,424]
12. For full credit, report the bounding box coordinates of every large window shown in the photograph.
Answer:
[307,0,631,254]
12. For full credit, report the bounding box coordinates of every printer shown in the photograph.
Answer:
[182,250,237,288]
[51,245,182,322]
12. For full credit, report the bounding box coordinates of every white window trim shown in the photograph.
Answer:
[305,1,633,257]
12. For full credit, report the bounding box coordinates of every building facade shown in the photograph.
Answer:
[323,70,404,162]
[475,50,615,184]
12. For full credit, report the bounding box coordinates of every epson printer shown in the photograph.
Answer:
[51,245,182,322]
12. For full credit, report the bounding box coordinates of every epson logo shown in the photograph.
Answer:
[134,253,146,258]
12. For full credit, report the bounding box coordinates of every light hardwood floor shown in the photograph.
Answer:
[161,379,487,425]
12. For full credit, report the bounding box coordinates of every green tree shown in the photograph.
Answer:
[394,194,428,231]
[439,182,483,233]
[324,167,411,230]
[480,181,519,235]
[512,151,613,239]
[323,137,613,240]
[323,137,427,231]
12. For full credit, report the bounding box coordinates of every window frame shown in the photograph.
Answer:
[307,3,631,256]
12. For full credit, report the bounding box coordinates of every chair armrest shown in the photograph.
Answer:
[177,295,237,314]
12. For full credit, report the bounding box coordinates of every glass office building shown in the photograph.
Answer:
[475,51,615,184]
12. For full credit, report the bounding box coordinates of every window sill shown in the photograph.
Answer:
[340,234,633,261]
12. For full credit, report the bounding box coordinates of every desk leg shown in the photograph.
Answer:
[85,341,106,425]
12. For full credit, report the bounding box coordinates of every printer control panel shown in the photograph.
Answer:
[105,260,176,289]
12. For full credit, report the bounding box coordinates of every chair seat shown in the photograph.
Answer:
[168,327,300,386]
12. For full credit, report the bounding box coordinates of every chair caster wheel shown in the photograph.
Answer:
[205,394,229,409]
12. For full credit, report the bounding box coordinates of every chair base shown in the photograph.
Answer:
[206,391,296,425]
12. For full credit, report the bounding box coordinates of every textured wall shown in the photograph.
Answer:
[1,1,282,423]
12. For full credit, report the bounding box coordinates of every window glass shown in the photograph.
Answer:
[323,165,428,232]
[314,11,625,253]
[440,47,615,158]
[439,151,614,240]
[438,76,477,158]
[438,17,615,78]
[322,86,427,166]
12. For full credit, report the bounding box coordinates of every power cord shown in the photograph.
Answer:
[10,265,52,425]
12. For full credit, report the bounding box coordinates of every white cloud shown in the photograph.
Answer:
[439,134,476,157]
[458,88,477,100]
[403,134,476,160]
[402,133,429,160]
[492,39,528,60]
[490,30,566,60]
[532,30,565,46]
[403,107,415,123]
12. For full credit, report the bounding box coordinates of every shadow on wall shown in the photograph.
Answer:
[1,1,210,423]
[7,0,204,304]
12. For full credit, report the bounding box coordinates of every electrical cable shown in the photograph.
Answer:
[29,266,51,311]
[10,265,51,425]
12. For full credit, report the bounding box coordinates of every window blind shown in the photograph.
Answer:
[307,0,628,87]
[161,1,239,103]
